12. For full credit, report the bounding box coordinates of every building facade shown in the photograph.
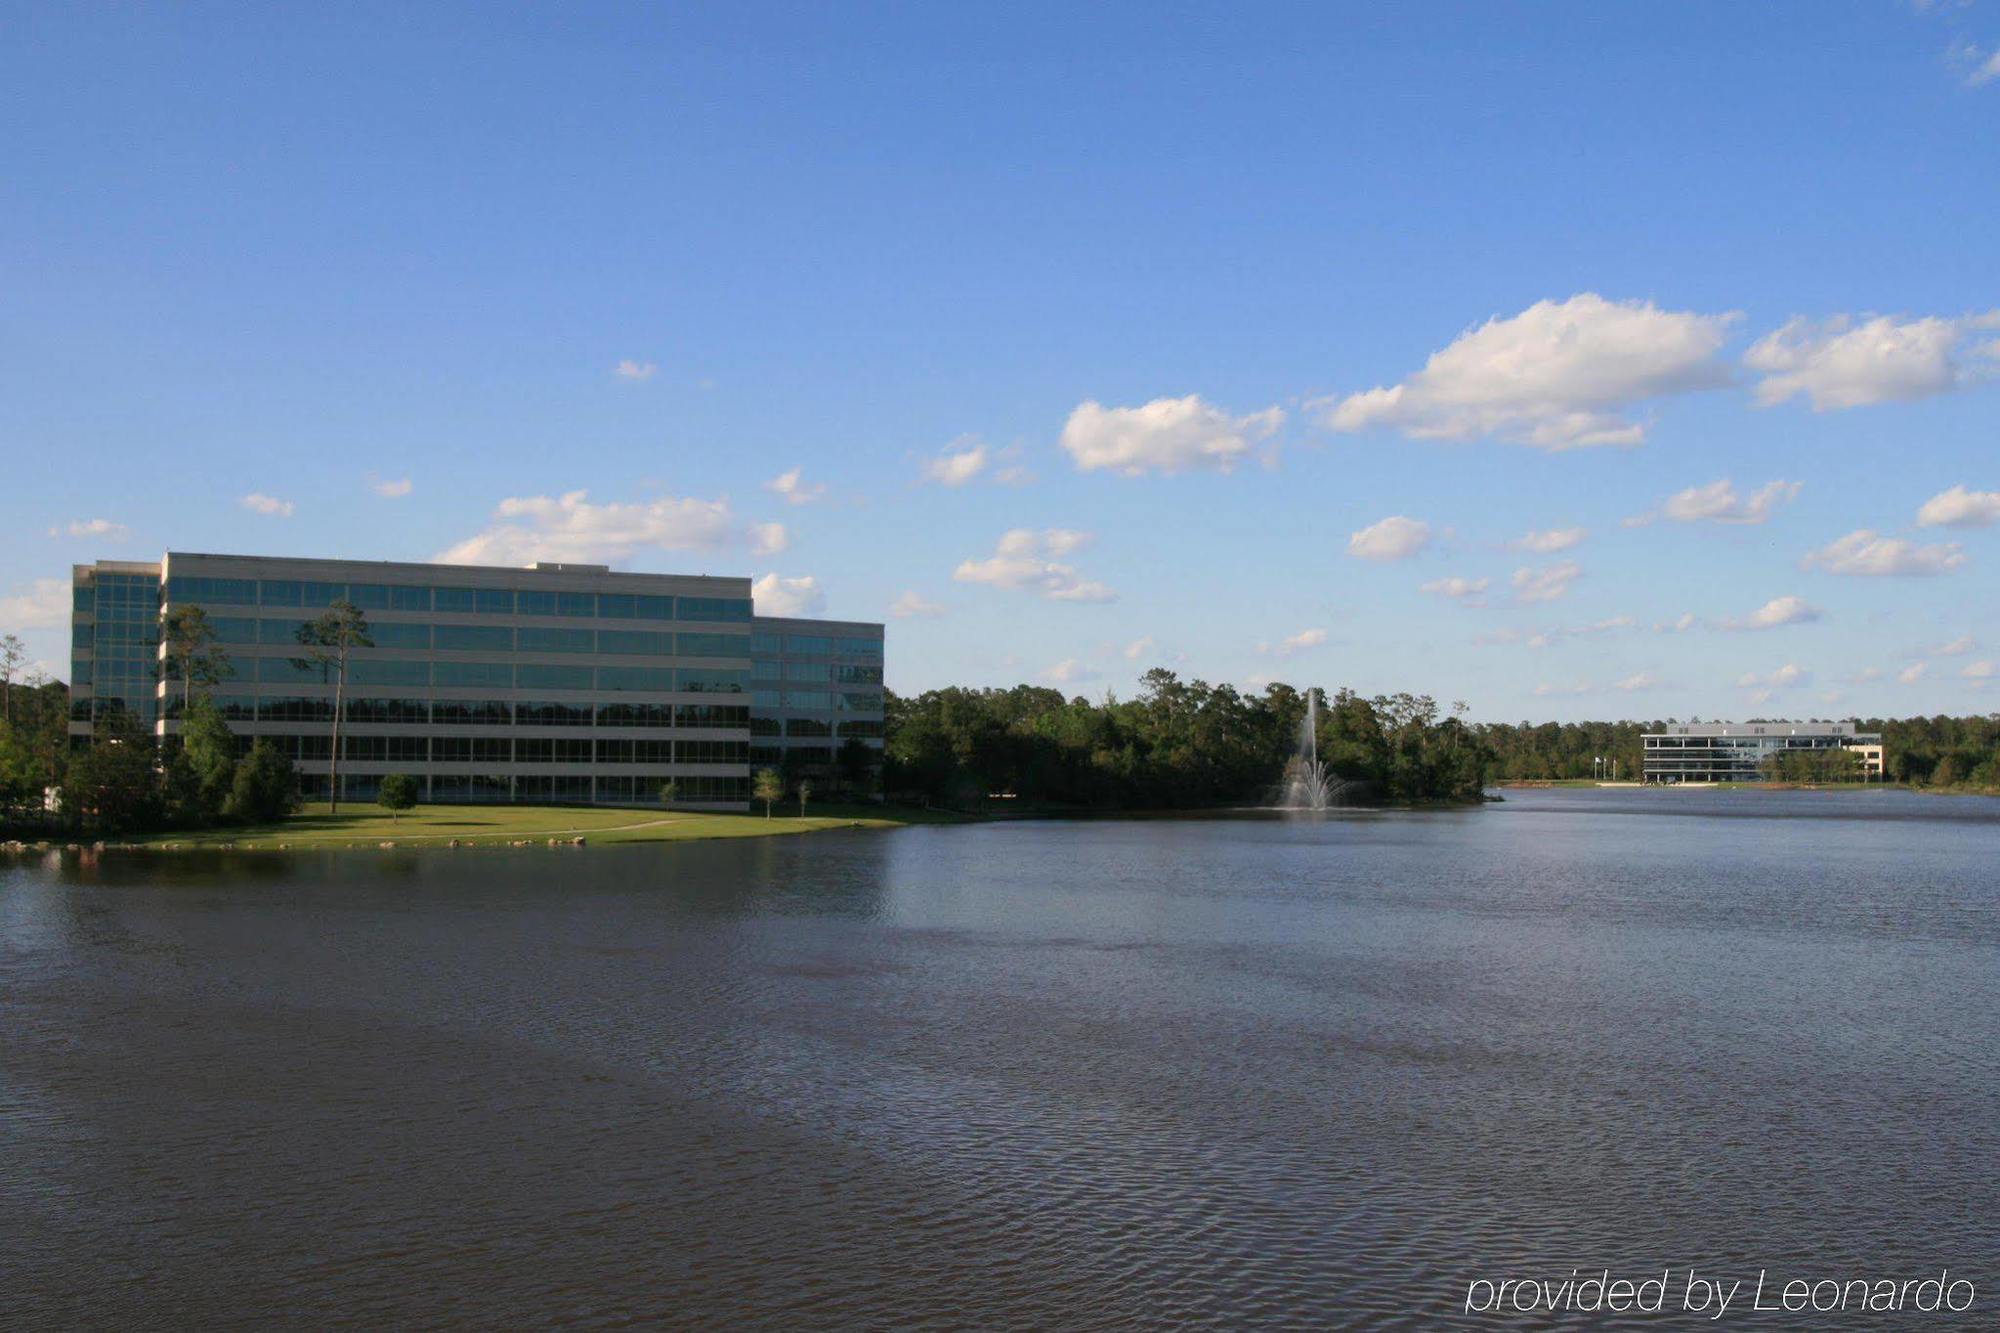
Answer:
[69,552,885,810]
[750,616,887,792]
[1641,722,1884,785]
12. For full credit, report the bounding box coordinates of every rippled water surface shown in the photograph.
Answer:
[4,788,1997,1328]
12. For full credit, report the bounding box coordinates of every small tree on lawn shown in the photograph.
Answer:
[229,741,298,823]
[657,779,678,810]
[752,766,783,819]
[796,778,813,818]
[0,633,26,726]
[377,773,419,820]
[292,600,372,814]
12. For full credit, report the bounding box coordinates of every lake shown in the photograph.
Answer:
[3,788,1996,1328]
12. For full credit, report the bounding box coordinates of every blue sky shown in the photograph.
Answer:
[3,2,1998,720]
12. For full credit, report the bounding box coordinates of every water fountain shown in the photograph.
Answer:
[1280,687,1339,809]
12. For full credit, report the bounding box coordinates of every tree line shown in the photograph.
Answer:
[882,670,1490,809]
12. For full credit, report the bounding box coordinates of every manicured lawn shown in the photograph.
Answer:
[127,802,950,849]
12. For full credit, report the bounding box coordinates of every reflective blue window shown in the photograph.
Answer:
[679,632,746,658]
[259,580,303,607]
[73,585,95,613]
[475,588,514,614]
[518,663,594,690]
[390,585,431,612]
[261,658,325,684]
[597,666,675,692]
[350,659,430,686]
[680,597,751,622]
[166,576,257,606]
[434,587,476,613]
[299,581,345,607]
[785,661,831,682]
[260,618,311,645]
[370,622,432,650]
[838,636,884,659]
[436,625,513,652]
[210,618,259,645]
[519,627,594,653]
[434,661,513,688]
[557,592,596,617]
[750,632,782,654]
[784,635,833,655]
[518,590,557,616]
[598,630,674,656]
[597,593,636,619]
[680,668,746,693]
[348,584,392,610]
[634,595,674,620]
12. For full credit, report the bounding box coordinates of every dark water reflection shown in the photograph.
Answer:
[3,788,1996,1328]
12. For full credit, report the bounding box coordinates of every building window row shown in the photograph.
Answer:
[163,577,751,622]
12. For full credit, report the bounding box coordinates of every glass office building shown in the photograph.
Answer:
[1641,722,1884,784]
[68,552,882,810]
[749,616,887,790]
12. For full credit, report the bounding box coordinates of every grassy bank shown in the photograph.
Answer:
[115,802,961,850]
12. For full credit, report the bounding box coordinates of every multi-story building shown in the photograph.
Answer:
[1641,721,1884,785]
[749,616,886,790]
[68,552,886,810]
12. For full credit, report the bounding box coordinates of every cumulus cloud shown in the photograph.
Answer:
[1962,659,1996,681]
[1258,628,1327,658]
[1722,595,1822,631]
[746,522,789,556]
[954,529,1115,602]
[1348,515,1431,561]
[1420,575,1490,604]
[1916,485,2000,528]
[1738,663,1809,703]
[1511,561,1581,603]
[1511,527,1586,553]
[1800,529,1967,577]
[1318,293,1736,449]
[1043,659,1100,685]
[1656,612,1698,634]
[1630,477,1802,527]
[370,477,413,499]
[751,573,825,617]
[1745,312,2000,410]
[1532,681,1596,698]
[1123,635,1156,661]
[920,437,989,486]
[0,579,71,629]
[240,493,295,517]
[1614,672,1659,693]
[1899,662,1928,685]
[1060,395,1282,475]
[48,518,129,539]
[1936,634,1977,656]
[1506,615,1636,650]
[764,468,826,505]
[889,590,947,619]
[613,359,658,381]
[436,489,734,566]
[1971,45,2000,87]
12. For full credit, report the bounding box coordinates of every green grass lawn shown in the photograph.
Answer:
[128,801,955,849]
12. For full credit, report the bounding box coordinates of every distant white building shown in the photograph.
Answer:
[1641,722,1883,785]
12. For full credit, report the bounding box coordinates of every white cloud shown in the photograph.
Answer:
[370,477,413,499]
[1852,667,1884,684]
[240,493,295,517]
[889,590,947,620]
[1511,561,1581,603]
[920,437,989,486]
[1614,672,1659,693]
[1899,662,1928,685]
[1962,660,1997,681]
[1347,515,1431,562]
[1722,595,1822,631]
[1936,634,1977,656]
[1801,529,1967,577]
[1738,664,1809,703]
[437,489,734,566]
[764,467,826,505]
[1971,45,2000,87]
[953,529,1116,602]
[1634,477,1802,526]
[1656,612,1698,634]
[1533,681,1596,698]
[746,522,789,556]
[1513,615,1636,649]
[1060,395,1283,475]
[613,359,658,381]
[751,573,825,617]
[1043,659,1100,685]
[1916,484,2000,528]
[1318,293,1736,449]
[1123,635,1156,661]
[0,579,71,629]
[1511,527,1586,553]
[1259,628,1327,658]
[1745,312,2000,410]
[48,518,129,539]
[1420,575,1490,603]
